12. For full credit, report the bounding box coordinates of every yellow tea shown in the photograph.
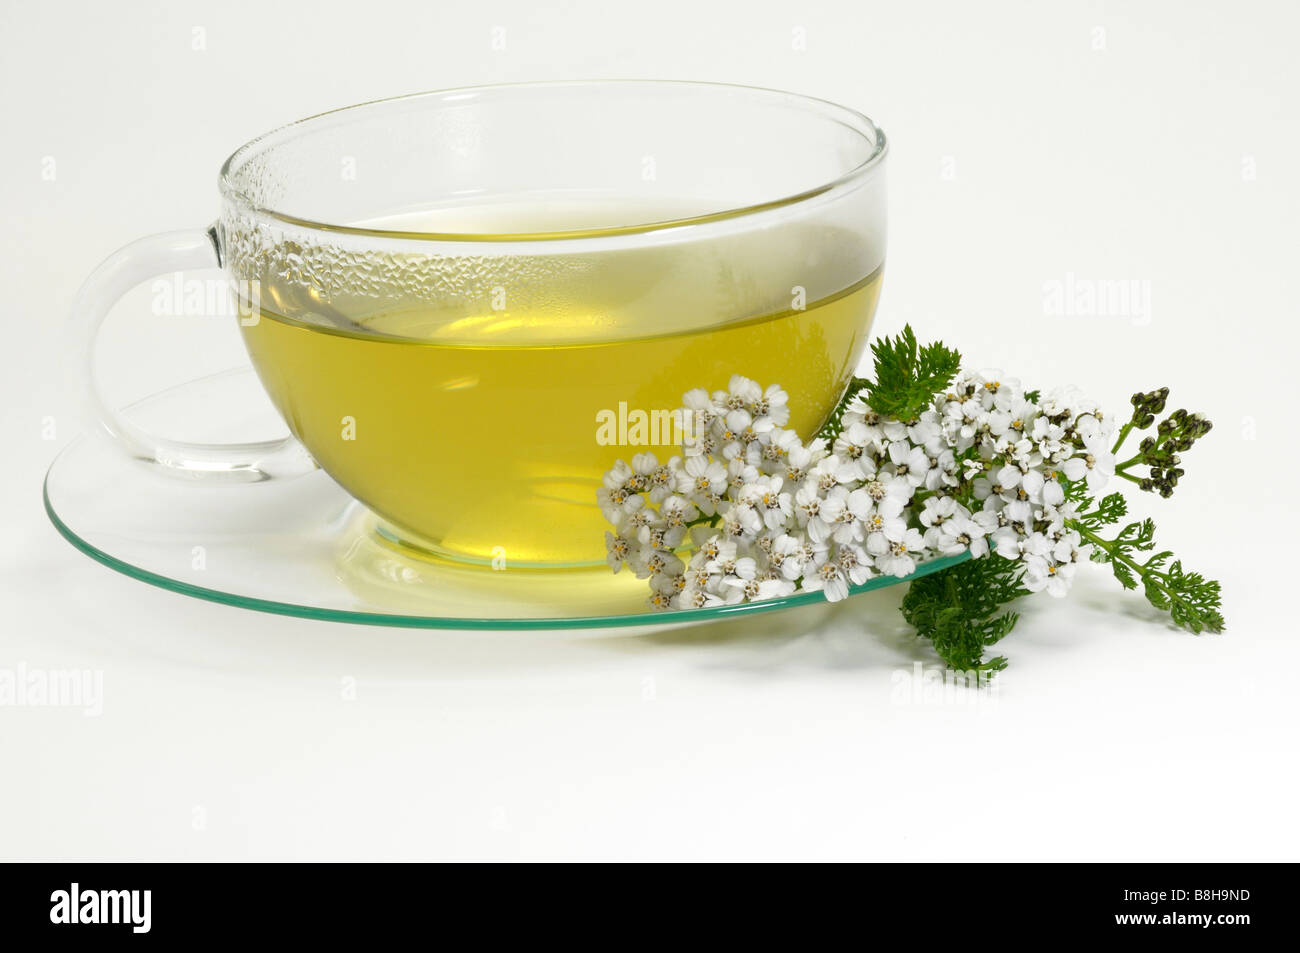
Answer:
[240,202,882,567]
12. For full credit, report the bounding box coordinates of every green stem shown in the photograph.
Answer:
[1111,421,1134,456]
[1073,524,1199,628]
[684,514,721,529]
[1115,426,1181,473]
[1075,525,1137,572]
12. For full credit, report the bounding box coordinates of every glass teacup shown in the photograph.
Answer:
[73,81,887,568]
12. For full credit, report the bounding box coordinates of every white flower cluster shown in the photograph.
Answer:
[601,373,1116,610]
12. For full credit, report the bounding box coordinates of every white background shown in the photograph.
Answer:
[2,0,1297,860]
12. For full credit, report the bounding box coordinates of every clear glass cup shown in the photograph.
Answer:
[72,81,887,569]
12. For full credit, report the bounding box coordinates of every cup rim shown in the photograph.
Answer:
[217,79,887,244]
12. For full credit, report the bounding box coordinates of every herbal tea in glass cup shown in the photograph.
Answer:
[73,82,887,569]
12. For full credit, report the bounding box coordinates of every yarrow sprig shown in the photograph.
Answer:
[599,325,1223,673]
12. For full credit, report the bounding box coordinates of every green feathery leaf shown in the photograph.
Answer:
[1070,491,1128,532]
[861,324,962,423]
[900,556,1028,673]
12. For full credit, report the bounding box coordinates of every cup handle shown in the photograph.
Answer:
[71,226,316,482]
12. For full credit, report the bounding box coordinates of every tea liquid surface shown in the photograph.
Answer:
[241,200,882,566]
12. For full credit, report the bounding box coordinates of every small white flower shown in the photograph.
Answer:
[603,459,636,491]
[887,441,932,487]
[919,495,961,529]
[836,542,875,586]
[1023,555,1075,597]
[1061,433,1114,493]
[794,483,823,528]
[739,475,793,531]
[604,530,635,572]
[682,387,720,429]
[609,491,652,533]
[674,585,726,610]
[756,426,802,472]
[758,577,798,599]
[722,572,795,603]
[925,449,959,490]
[814,486,872,544]
[784,436,827,484]
[718,408,752,455]
[726,456,760,488]
[802,560,850,602]
[754,383,791,428]
[726,374,763,408]
[908,417,947,457]
[762,533,796,580]
[936,506,999,558]
[876,527,926,577]
[658,494,699,546]
[840,392,871,429]
[1040,473,1066,506]
[833,422,874,461]
[635,547,683,581]
[642,456,681,503]
[996,463,1028,494]
[719,501,763,540]
[945,396,985,440]
[631,451,659,480]
[863,494,907,556]
[808,454,860,493]
[863,475,912,506]
[681,454,727,514]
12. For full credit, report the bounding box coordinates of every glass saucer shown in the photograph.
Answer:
[44,368,971,630]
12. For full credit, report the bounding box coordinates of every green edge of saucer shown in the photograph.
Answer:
[44,473,973,631]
